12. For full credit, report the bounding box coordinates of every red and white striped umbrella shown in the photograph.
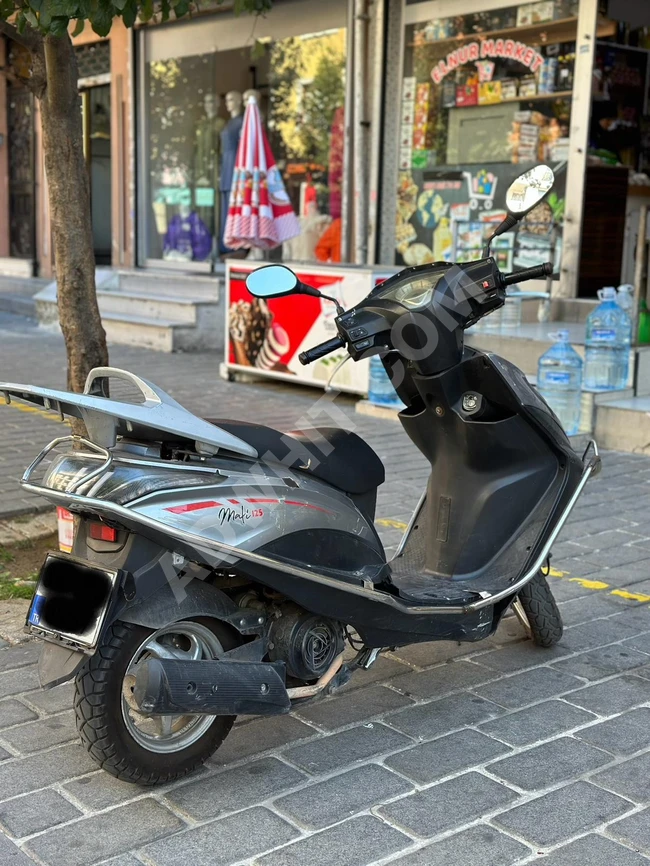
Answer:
[224,98,301,250]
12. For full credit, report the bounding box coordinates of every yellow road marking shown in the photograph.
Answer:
[374,519,648,605]
[1,400,68,424]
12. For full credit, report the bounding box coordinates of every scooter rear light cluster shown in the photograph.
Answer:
[89,522,118,542]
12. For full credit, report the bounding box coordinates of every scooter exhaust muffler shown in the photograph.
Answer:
[133,658,291,716]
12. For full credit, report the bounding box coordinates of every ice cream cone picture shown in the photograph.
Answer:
[255,322,290,370]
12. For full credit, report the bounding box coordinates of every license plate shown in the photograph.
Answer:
[27,554,119,650]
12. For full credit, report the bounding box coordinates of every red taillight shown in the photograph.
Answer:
[89,522,118,542]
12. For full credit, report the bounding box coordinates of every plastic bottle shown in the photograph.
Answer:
[368,356,403,408]
[583,286,632,390]
[616,284,635,315]
[500,286,522,331]
[537,330,583,436]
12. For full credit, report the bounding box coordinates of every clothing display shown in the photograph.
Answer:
[163,210,212,262]
[315,218,342,263]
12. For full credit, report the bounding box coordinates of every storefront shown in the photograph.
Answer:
[136,0,362,272]
[379,0,650,300]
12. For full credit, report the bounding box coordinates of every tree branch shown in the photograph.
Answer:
[0,19,41,54]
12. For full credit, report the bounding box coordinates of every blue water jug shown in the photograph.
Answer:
[537,330,583,436]
[368,356,403,408]
[583,286,631,390]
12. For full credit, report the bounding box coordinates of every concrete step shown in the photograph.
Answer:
[594,395,650,453]
[116,269,221,300]
[96,289,216,326]
[467,322,588,376]
[0,276,49,318]
[100,312,210,353]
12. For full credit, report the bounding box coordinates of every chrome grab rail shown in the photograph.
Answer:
[22,435,113,495]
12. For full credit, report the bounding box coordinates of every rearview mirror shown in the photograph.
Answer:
[505,165,554,216]
[246,265,301,299]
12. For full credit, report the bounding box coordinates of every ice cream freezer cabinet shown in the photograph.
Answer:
[221,261,398,396]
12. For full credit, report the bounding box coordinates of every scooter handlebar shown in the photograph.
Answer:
[502,262,553,286]
[299,336,345,365]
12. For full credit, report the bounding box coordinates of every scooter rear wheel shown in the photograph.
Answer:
[74,617,239,785]
[514,571,563,648]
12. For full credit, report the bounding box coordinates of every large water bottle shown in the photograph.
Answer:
[583,286,632,390]
[501,286,523,331]
[368,356,403,408]
[537,330,583,436]
[617,284,635,315]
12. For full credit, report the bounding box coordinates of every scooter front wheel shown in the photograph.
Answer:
[514,571,563,648]
[74,617,239,785]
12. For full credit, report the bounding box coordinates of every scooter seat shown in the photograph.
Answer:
[205,420,385,495]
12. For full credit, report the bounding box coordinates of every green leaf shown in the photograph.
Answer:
[72,16,85,35]
[50,15,69,34]
[112,0,128,10]
[140,0,154,21]
[30,0,43,11]
[24,7,38,27]
[251,38,266,61]
[121,0,136,27]
[15,9,26,32]
[174,0,189,17]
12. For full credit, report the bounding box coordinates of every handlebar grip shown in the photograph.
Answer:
[502,262,553,286]
[299,336,345,365]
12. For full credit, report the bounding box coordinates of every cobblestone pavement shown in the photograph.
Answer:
[0,313,649,865]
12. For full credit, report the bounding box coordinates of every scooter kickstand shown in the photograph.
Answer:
[355,647,384,670]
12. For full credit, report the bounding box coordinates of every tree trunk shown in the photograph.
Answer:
[40,33,108,395]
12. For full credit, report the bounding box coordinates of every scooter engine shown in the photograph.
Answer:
[268,603,345,682]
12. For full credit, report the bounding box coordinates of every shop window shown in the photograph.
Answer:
[76,42,111,80]
[141,24,347,267]
[396,1,580,271]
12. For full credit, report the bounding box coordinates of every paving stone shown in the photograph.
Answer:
[546,577,595,602]
[553,646,650,681]
[0,639,7,648]
[0,699,37,730]
[141,806,298,866]
[26,799,183,866]
[472,667,583,710]
[471,643,570,673]
[560,617,642,652]
[0,833,36,865]
[210,715,316,766]
[607,808,650,855]
[575,708,650,755]
[564,674,650,715]
[557,595,625,627]
[274,763,412,830]
[384,729,510,785]
[1,710,77,754]
[282,723,410,775]
[385,692,504,740]
[489,736,612,791]
[255,815,411,866]
[98,857,144,866]
[572,530,644,550]
[635,665,650,680]
[0,744,11,761]
[591,751,650,803]
[384,824,531,866]
[391,660,495,700]
[63,771,160,811]
[294,685,414,731]
[20,682,74,716]
[536,833,650,866]
[164,757,306,822]
[0,788,81,838]
[378,771,517,839]
[0,667,39,699]
[479,700,596,747]
[583,546,650,568]
[552,558,601,578]
[0,743,97,800]
[492,781,632,847]
[623,631,650,655]
[389,640,480,669]
[345,655,410,691]
[0,643,40,672]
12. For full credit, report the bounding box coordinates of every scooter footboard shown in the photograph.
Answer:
[133,658,291,716]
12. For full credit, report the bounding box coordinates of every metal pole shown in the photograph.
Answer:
[353,0,370,265]
[340,0,355,264]
[559,0,598,299]
[367,0,386,265]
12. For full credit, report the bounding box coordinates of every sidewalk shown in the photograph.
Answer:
[0,312,649,865]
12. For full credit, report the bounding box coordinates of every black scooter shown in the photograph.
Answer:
[7,164,599,784]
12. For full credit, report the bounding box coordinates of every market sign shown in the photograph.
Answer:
[431,40,544,84]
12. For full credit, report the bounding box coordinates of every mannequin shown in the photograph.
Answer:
[194,92,225,250]
[220,91,244,251]
[243,88,261,106]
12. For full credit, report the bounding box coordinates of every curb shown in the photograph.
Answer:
[0,509,57,547]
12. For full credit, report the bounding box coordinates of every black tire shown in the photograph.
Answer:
[74,618,239,786]
[516,571,563,648]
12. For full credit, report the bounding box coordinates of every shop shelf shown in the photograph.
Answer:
[409,16,616,50]
[447,89,573,108]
